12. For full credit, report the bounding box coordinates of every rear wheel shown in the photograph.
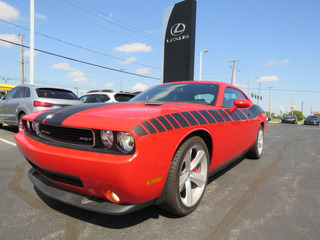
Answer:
[18,113,25,132]
[246,125,264,159]
[161,136,209,216]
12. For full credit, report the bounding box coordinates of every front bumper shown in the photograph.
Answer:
[282,119,296,123]
[304,121,319,125]
[14,131,168,205]
[29,168,155,215]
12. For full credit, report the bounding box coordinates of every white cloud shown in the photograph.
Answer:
[235,83,248,89]
[66,71,88,83]
[132,82,148,92]
[135,67,150,75]
[262,59,289,67]
[52,62,72,71]
[105,83,113,87]
[0,34,19,48]
[120,56,136,65]
[23,49,38,58]
[35,12,47,20]
[256,76,280,83]
[0,1,19,20]
[114,43,152,53]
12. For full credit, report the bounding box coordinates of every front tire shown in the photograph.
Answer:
[246,125,264,159]
[161,136,209,216]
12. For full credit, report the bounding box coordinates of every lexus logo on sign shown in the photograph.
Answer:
[167,23,189,43]
[170,23,186,36]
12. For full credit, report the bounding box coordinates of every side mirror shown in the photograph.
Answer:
[230,99,251,113]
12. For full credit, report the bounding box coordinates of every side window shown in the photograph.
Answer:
[3,87,18,100]
[13,87,28,98]
[223,87,247,108]
[79,95,88,103]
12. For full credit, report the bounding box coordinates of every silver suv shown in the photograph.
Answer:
[0,85,82,130]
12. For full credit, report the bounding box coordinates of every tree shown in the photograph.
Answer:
[293,110,304,120]
[314,113,320,118]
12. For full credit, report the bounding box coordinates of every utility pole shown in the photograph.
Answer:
[120,69,124,91]
[267,86,274,118]
[74,87,80,97]
[301,102,304,115]
[248,76,251,95]
[19,34,25,84]
[291,92,295,114]
[30,0,35,85]
[229,60,239,85]
[257,82,262,105]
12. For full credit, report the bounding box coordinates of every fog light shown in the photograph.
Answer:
[103,190,120,203]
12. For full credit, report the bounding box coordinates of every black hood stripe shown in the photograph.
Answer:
[133,105,264,136]
[34,103,120,125]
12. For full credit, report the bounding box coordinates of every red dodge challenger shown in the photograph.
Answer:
[15,81,266,216]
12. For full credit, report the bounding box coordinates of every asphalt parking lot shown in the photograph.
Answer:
[0,123,319,240]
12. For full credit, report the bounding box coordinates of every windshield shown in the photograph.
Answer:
[131,83,219,106]
[285,114,297,118]
[307,116,319,119]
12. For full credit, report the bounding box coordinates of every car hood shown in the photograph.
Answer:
[32,101,211,132]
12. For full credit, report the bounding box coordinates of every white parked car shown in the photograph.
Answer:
[79,89,136,103]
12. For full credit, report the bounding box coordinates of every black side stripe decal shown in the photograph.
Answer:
[132,125,148,136]
[142,121,157,134]
[181,112,198,126]
[218,109,232,122]
[133,105,264,136]
[172,113,190,127]
[199,110,216,124]
[225,109,241,121]
[157,116,173,131]
[150,118,166,132]
[208,110,224,122]
[235,109,247,120]
[190,111,207,125]
[165,114,181,129]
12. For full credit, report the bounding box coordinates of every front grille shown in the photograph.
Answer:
[38,124,94,147]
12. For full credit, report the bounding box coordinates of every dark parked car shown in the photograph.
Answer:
[304,115,319,125]
[281,114,298,124]
[0,85,82,130]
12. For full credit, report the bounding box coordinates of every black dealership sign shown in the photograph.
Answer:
[162,0,197,83]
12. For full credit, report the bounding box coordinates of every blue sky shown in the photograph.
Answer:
[0,0,319,115]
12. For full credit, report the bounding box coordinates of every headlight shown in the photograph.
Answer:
[117,132,135,152]
[100,130,114,148]
[32,122,40,135]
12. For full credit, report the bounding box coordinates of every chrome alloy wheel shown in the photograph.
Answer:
[179,144,208,207]
[257,128,264,156]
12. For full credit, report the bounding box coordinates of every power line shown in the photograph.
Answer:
[73,0,156,38]
[0,38,161,81]
[0,19,160,69]
[61,0,160,43]
[38,0,159,46]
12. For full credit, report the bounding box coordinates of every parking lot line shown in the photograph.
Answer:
[0,137,16,146]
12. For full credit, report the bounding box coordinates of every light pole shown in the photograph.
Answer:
[199,50,209,80]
